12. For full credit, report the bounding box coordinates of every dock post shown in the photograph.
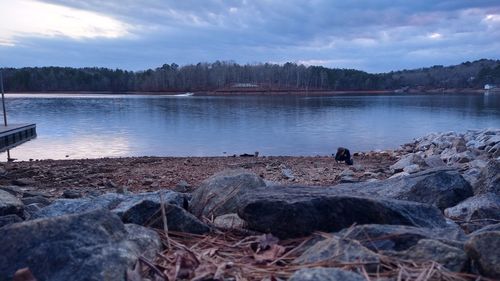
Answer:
[0,70,6,126]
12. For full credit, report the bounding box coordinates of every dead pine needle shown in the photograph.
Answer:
[159,191,171,249]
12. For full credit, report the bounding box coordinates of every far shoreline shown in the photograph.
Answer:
[4,88,487,96]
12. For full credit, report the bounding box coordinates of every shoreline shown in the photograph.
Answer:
[4,88,487,96]
[0,154,398,196]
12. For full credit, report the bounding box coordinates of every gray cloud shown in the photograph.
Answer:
[2,0,500,72]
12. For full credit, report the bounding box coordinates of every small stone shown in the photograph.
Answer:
[11,178,36,187]
[403,164,420,174]
[105,180,118,188]
[22,191,50,198]
[21,196,51,206]
[173,180,190,192]
[281,168,295,179]
[389,171,409,179]
[213,213,246,229]
[62,190,82,199]
[288,268,366,281]
[294,236,380,270]
[142,178,154,185]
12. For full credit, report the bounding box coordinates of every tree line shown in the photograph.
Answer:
[1,59,499,92]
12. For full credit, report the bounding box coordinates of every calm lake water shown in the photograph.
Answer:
[2,93,499,161]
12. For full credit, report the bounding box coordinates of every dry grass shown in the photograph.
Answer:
[132,229,495,281]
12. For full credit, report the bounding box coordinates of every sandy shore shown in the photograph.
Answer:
[0,153,397,196]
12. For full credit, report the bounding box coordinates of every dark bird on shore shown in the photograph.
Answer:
[334,147,353,165]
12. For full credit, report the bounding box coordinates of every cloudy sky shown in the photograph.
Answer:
[0,0,499,73]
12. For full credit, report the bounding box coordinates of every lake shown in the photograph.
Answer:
[2,93,499,161]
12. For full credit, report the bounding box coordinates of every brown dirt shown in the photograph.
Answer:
[0,153,397,197]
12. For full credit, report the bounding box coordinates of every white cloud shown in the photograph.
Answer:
[0,0,130,46]
[428,32,443,39]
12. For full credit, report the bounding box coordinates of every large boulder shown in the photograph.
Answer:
[0,209,161,281]
[444,193,500,232]
[0,189,23,217]
[288,268,366,281]
[189,169,266,218]
[33,190,187,219]
[382,239,467,272]
[293,236,380,268]
[335,168,473,210]
[473,159,499,195]
[465,231,500,279]
[336,224,466,252]
[237,185,449,238]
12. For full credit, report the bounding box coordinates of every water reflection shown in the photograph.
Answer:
[2,93,499,160]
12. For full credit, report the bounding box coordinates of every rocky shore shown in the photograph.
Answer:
[0,129,499,281]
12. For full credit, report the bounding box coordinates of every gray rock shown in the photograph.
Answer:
[388,171,409,179]
[173,180,190,192]
[465,231,500,278]
[0,189,23,217]
[124,224,162,261]
[0,209,160,281]
[337,224,466,252]
[237,185,449,239]
[11,178,36,186]
[281,168,295,179]
[21,195,51,206]
[62,190,82,199]
[340,169,355,177]
[0,214,22,228]
[336,168,473,210]
[0,186,23,196]
[444,193,500,232]
[120,199,210,234]
[403,164,420,174]
[382,239,467,272]
[390,153,424,173]
[453,137,468,153]
[288,268,366,281]
[34,190,186,219]
[112,190,187,217]
[33,193,125,219]
[22,191,51,198]
[462,168,482,186]
[213,213,246,229]
[469,159,488,170]
[294,236,380,268]
[340,176,359,183]
[473,159,499,195]
[470,223,500,236]
[451,151,475,163]
[189,169,266,218]
[24,203,45,219]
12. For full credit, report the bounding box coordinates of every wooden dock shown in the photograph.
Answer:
[0,123,37,152]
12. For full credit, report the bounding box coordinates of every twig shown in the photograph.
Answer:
[138,256,167,280]
[159,191,171,249]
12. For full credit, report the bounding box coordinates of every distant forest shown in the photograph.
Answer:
[1,59,499,92]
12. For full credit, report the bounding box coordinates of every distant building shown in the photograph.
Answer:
[232,83,258,88]
[484,84,496,90]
